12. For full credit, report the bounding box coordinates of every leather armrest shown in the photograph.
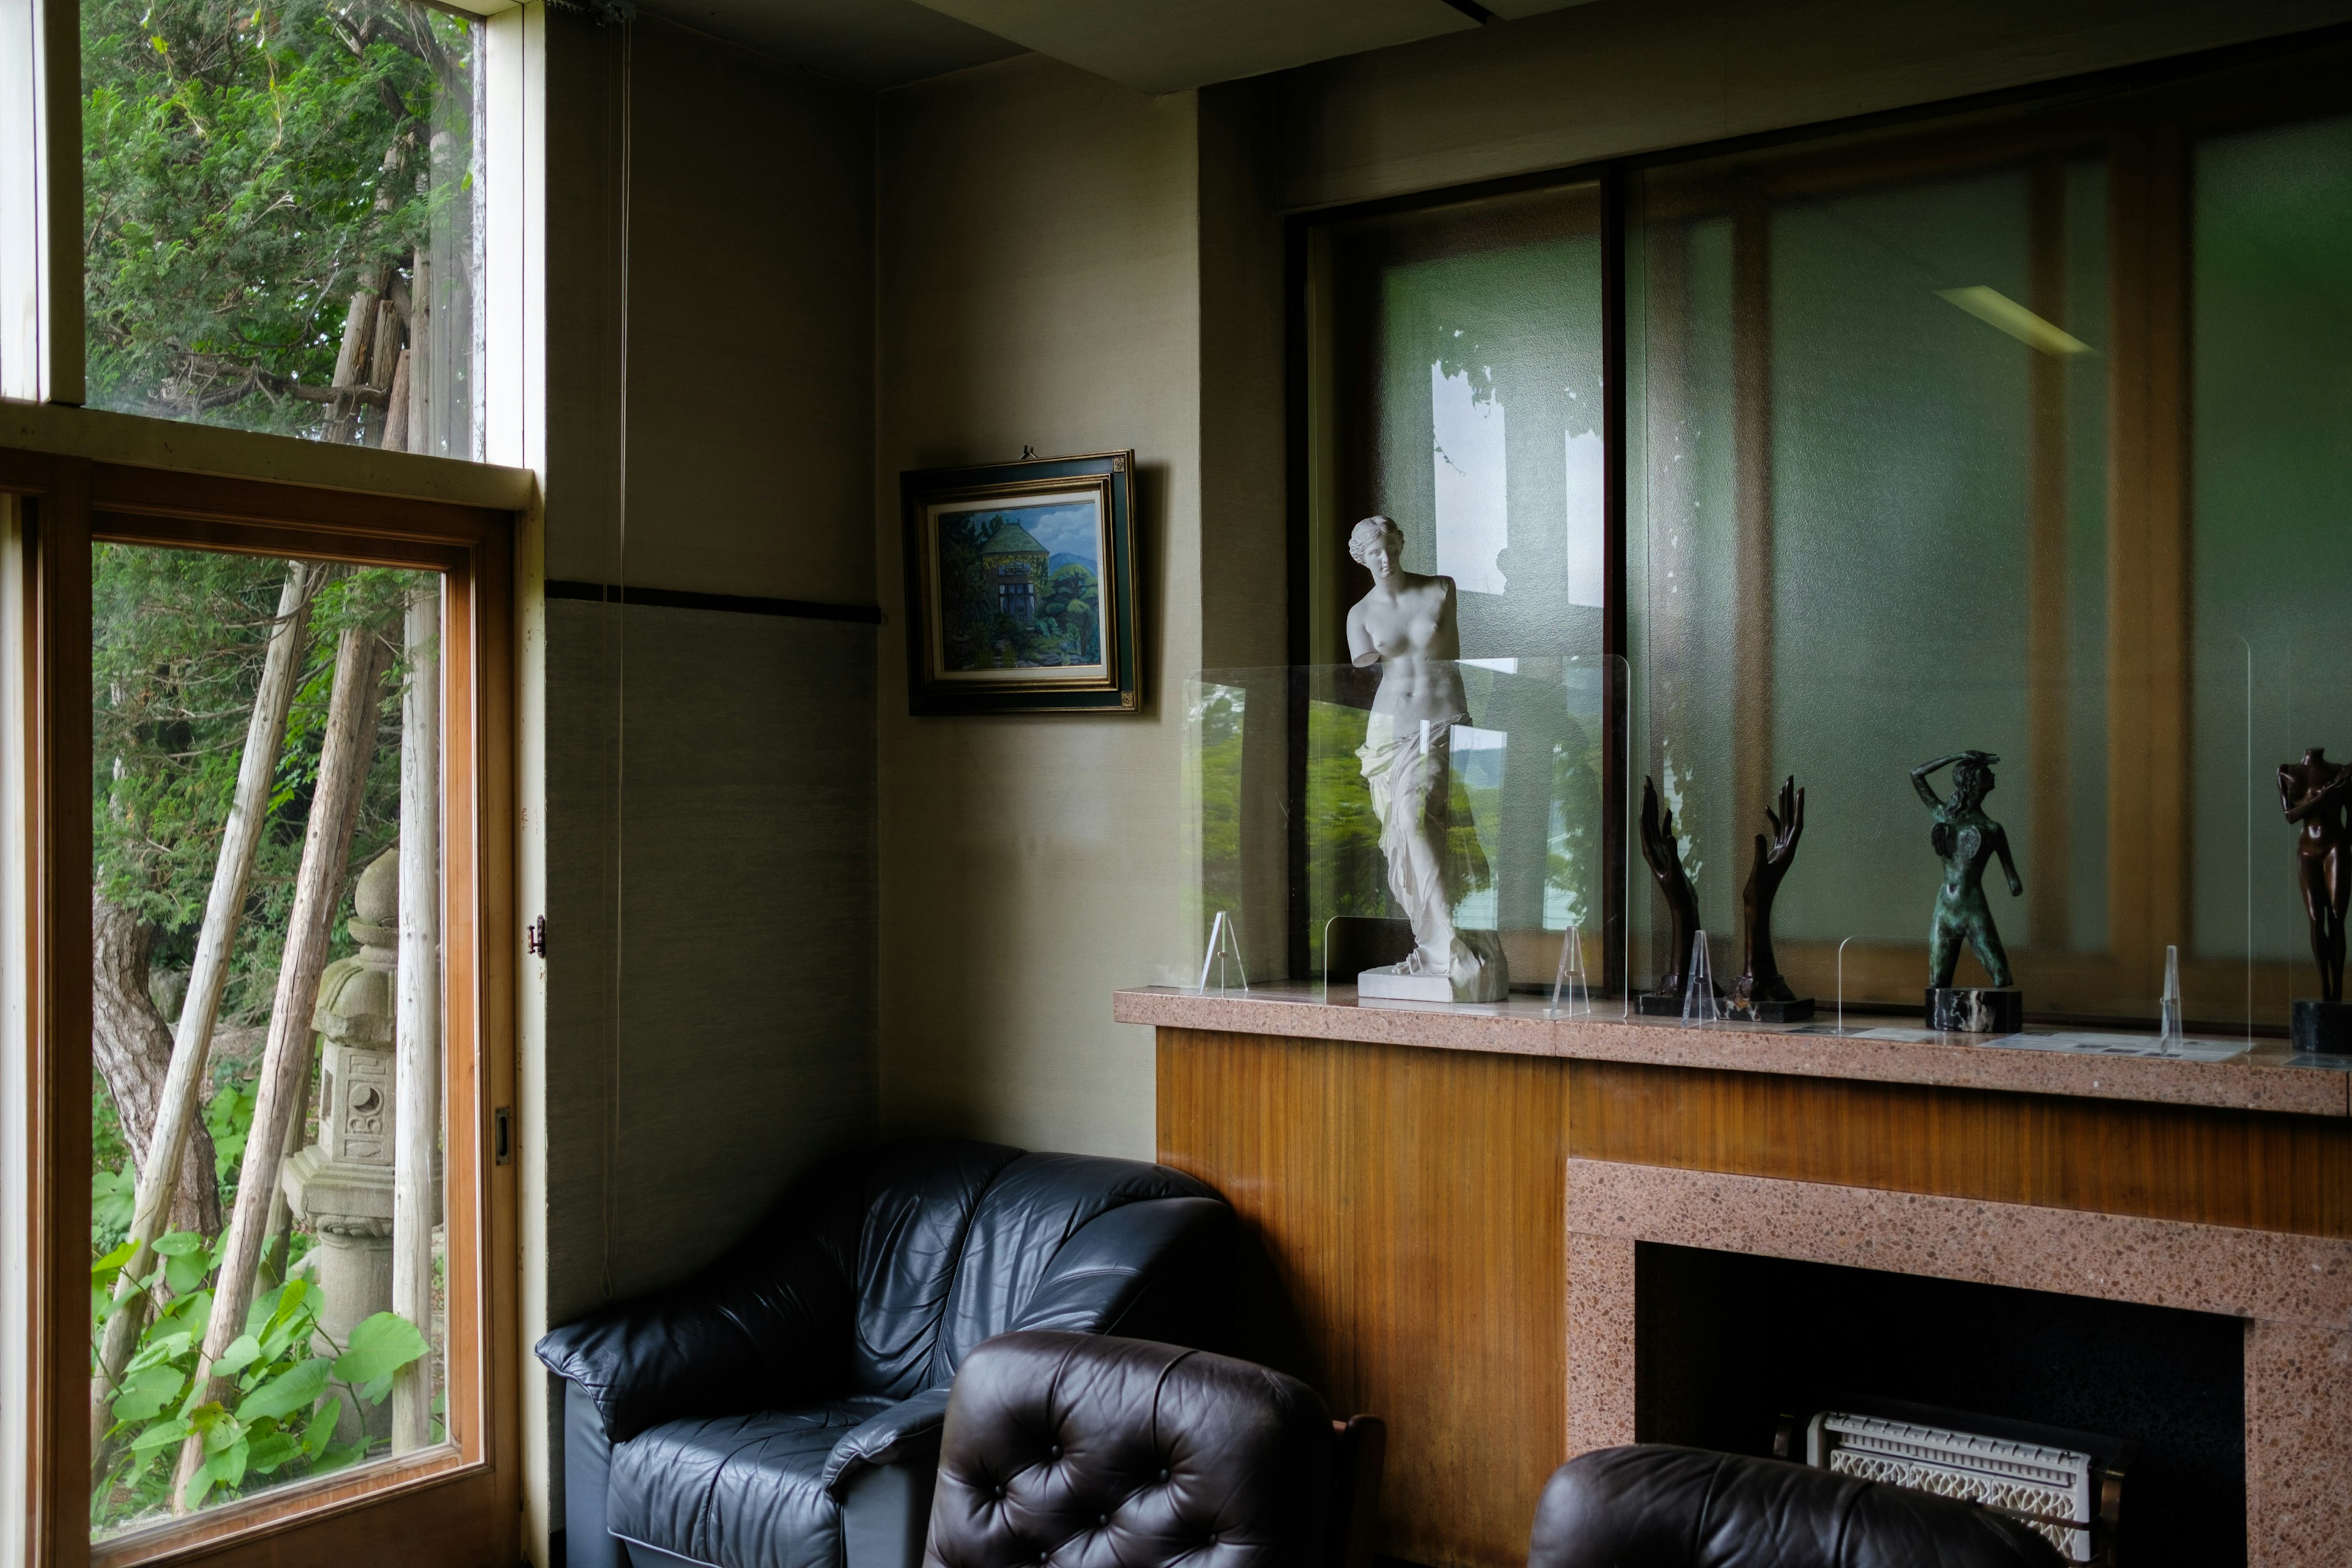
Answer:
[823,1387,953,1495]
[1009,1195,1232,1348]
[536,1229,853,1443]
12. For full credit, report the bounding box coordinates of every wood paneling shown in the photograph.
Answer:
[1566,1058,2352,1238]
[1157,1028,1567,1568]
[1163,1024,2352,1568]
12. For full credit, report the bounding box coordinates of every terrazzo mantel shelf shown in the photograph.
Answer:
[1115,984,2351,1117]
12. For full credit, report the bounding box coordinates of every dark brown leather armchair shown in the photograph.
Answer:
[923,1332,1383,1568]
[1528,1446,2065,1568]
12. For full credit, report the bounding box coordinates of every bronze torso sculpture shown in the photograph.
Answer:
[1912,750,2022,990]
[2279,747,2351,1005]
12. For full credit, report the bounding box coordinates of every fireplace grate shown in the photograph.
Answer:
[1803,1409,2122,1564]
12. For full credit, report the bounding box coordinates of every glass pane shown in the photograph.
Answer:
[1634,142,2116,1016]
[1182,657,1628,1000]
[81,0,481,456]
[2191,111,2352,1025]
[89,546,451,1537]
[1311,183,1607,665]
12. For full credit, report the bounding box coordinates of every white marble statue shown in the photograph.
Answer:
[1344,516,1509,1003]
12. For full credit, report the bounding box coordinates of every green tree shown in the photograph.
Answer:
[83,0,475,445]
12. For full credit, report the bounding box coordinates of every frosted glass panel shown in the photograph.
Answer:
[1316,184,1607,663]
[2192,113,2352,973]
[1637,149,2113,1011]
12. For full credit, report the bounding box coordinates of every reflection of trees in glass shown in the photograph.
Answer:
[83,0,475,445]
[1193,687,1244,929]
[1548,715,1602,930]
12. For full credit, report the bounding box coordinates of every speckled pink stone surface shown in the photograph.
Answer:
[2245,1321,2352,1567]
[1562,1161,2352,1566]
[1566,1161,2352,1325]
[1565,1234,1637,1459]
[1115,986,2350,1116]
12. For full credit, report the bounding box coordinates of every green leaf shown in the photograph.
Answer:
[151,1231,204,1257]
[111,1363,187,1423]
[91,1238,137,1276]
[125,1329,192,1374]
[332,1311,428,1403]
[235,1355,330,1422]
[211,1333,263,1379]
[128,1415,194,1454]
[163,1245,212,1297]
[245,1430,301,1474]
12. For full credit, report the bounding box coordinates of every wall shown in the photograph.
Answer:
[530,13,880,1553]
[1275,0,2352,209]
[874,54,1207,1158]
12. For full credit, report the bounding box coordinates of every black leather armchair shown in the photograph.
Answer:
[537,1139,1231,1568]
[1528,1446,2065,1568]
[923,1331,1385,1568]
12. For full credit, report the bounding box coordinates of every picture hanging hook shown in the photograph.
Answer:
[1021,445,1036,460]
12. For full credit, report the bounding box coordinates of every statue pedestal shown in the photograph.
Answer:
[1359,968,1455,1003]
[1730,995,1816,1023]
[2291,1000,2352,1054]
[1926,987,2023,1034]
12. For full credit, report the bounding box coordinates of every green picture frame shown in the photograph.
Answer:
[900,450,1141,715]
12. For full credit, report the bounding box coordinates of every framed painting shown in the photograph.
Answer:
[901,450,1141,715]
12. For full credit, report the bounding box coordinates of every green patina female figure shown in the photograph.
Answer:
[1911,750,2024,989]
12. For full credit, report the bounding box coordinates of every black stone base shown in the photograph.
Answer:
[1635,987,1728,1018]
[2291,998,2352,1054]
[1730,995,1816,1023]
[1926,986,2024,1033]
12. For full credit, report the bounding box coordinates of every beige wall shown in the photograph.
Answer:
[533,13,879,1548]
[875,54,1204,1159]
[1276,0,2352,209]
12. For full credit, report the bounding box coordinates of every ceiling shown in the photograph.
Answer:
[635,0,1025,90]
[631,0,1595,94]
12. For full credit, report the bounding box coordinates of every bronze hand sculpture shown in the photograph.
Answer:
[1730,775,1807,1019]
[1912,750,2022,990]
[1638,775,1707,1012]
[2280,747,2351,1004]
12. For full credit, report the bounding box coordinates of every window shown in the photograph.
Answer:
[80,0,484,455]
[1301,37,2352,1029]
[4,454,516,1565]
[1305,182,1607,666]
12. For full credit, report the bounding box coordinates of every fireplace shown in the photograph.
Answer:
[1566,1159,2352,1568]
[1634,1243,2245,1564]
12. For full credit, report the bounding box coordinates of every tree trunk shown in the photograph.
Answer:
[381,345,412,453]
[90,901,222,1237]
[176,620,393,1510]
[94,564,320,1425]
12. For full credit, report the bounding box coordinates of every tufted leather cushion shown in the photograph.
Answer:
[925,1332,1334,1568]
[1527,1446,2066,1568]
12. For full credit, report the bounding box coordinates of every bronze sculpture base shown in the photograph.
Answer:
[1926,987,2023,1034]
[1635,988,1721,1018]
[1730,995,1815,1023]
[2291,999,2352,1054]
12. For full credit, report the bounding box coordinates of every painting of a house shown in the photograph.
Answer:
[930,496,1106,675]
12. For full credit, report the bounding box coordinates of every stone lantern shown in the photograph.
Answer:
[282,846,407,1436]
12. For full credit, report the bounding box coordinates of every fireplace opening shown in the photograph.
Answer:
[1634,1243,2247,1567]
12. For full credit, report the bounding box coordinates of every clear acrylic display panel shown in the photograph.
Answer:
[1181,657,1629,1005]
[1637,649,2287,1049]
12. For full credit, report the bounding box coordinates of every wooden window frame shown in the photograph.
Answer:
[2,445,519,1568]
